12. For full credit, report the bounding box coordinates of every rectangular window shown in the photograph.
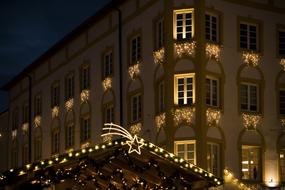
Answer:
[131,93,142,122]
[207,142,220,176]
[12,148,18,168]
[174,140,196,164]
[51,83,60,107]
[12,110,19,130]
[130,35,141,65]
[174,74,195,106]
[206,77,219,107]
[66,124,74,148]
[241,146,261,180]
[22,103,29,123]
[103,51,113,78]
[156,18,164,49]
[280,89,285,115]
[81,65,90,90]
[104,105,114,123]
[81,117,91,142]
[158,81,165,113]
[241,83,259,112]
[240,23,258,51]
[34,95,42,116]
[22,145,29,164]
[280,150,285,182]
[34,137,41,161]
[52,130,60,154]
[279,30,285,56]
[65,74,74,100]
[205,13,218,42]
[174,10,193,40]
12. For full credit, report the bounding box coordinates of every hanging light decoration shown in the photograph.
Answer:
[205,43,221,61]
[80,90,90,103]
[241,51,261,67]
[128,63,140,80]
[279,58,285,71]
[174,41,196,58]
[153,48,165,65]
[65,98,74,111]
[51,106,59,118]
[34,115,42,127]
[102,77,112,91]
[155,112,166,131]
[206,108,221,126]
[242,113,261,129]
[173,107,195,126]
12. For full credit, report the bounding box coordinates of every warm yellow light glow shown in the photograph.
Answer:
[12,129,17,139]
[153,48,165,65]
[102,77,112,91]
[52,106,59,118]
[65,98,74,111]
[173,107,195,126]
[129,123,142,135]
[281,118,285,127]
[206,43,221,61]
[224,168,252,190]
[34,115,41,127]
[155,112,165,131]
[81,142,90,149]
[264,161,279,188]
[128,63,140,80]
[242,113,261,129]
[22,123,29,132]
[174,41,196,58]
[241,51,261,67]
[206,108,221,126]
[280,58,285,71]
[102,135,112,143]
[80,90,90,103]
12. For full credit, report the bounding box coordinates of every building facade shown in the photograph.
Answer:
[0,111,8,173]
[3,0,285,189]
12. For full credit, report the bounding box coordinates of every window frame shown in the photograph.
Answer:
[154,17,164,49]
[157,80,165,113]
[22,102,29,124]
[174,140,196,165]
[80,64,90,91]
[102,50,114,79]
[206,76,219,107]
[174,73,196,106]
[129,34,142,65]
[241,145,261,181]
[130,92,142,123]
[207,142,221,177]
[34,93,42,116]
[205,12,219,43]
[173,9,194,40]
[104,103,115,124]
[65,72,75,101]
[65,123,74,148]
[80,116,91,143]
[51,129,60,155]
[34,136,42,161]
[240,82,259,113]
[51,82,60,108]
[22,144,29,164]
[278,27,285,57]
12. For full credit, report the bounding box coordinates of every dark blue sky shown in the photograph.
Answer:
[0,0,110,112]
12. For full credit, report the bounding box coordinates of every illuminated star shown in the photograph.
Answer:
[126,135,144,155]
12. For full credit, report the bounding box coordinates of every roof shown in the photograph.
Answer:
[2,0,126,91]
[0,138,223,189]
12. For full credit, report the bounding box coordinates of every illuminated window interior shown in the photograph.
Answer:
[207,142,220,176]
[173,9,194,40]
[241,145,260,180]
[280,150,285,182]
[174,73,195,106]
[174,140,196,164]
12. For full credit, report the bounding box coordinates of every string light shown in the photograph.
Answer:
[22,123,29,133]
[34,115,41,127]
[206,108,221,126]
[12,129,17,139]
[281,118,285,127]
[173,107,195,126]
[224,169,252,190]
[155,112,166,131]
[205,43,221,61]
[242,113,261,129]
[153,48,165,65]
[128,63,140,80]
[102,77,112,91]
[65,98,74,111]
[80,90,90,103]
[241,51,261,67]
[129,123,142,135]
[51,106,59,118]
[280,58,285,71]
[174,41,196,58]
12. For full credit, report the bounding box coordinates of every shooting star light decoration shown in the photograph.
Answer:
[101,123,144,155]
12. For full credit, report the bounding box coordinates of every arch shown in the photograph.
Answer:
[101,89,116,106]
[206,59,225,81]
[174,58,195,72]
[126,76,143,93]
[80,102,91,116]
[155,127,166,145]
[237,128,265,149]
[206,126,225,142]
[236,64,265,82]
[153,64,165,82]
[174,125,196,139]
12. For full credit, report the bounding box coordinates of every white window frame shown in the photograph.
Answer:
[207,142,220,176]
[173,9,194,40]
[104,51,113,78]
[131,93,142,122]
[240,22,259,51]
[174,73,195,106]
[65,74,74,100]
[52,130,60,154]
[241,145,261,180]
[240,83,259,112]
[81,65,90,90]
[174,140,196,164]
[81,117,91,142]
[51,83,60,107]
[156,18,164,49]
[130,35,141,64]
[205,12,219,42]
[66,123,74,148]
[206,76,219,107]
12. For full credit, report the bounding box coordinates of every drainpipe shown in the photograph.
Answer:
[27,75,32,163]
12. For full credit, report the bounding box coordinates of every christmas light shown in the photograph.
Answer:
[51,106,59,118]
[242,113,261,129]
[12,129,17,139]
[81,142,90,149]
[206,108,221,126]
[155,112,166,131]
[102,135,112,143]
[129,122,142,135]
[128,63,140,80]
[241,51,261,67]
[22,123,29,133]
[173,107,195,126]
[153,48,165,65]
[280,58,285,71]
[102,77,112,91]
[281,118,285,127]
[80,90,90,103]
[224,169,252,190]
[206,43,221,61]
[34,115,41,127]
[65,98,74,111]
[174,41,196,58]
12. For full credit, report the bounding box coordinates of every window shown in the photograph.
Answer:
[155,18,164,49]
[22,103,29,123]
[280,150,285,182]
[207,142,220,176]
[174,10,193,40]
[34,95,42,116]
[51,83,60,107]
[80,65,90,90]
[66,124,74,148]
[241,83,259,112]
[157,81,165,113]
[130,35,141,65]
[104,105,114,123]
[34,137,42,161]
[174,140,196,164]
[22,144,29,164]
[103,51,113,78]
[12,110,19,130]
[240,22,258,51]
[241,146,261,180]
[205,13,218,42]
[279,89,285,115]
[279,30,285,56]
[65,74,74,100]
[131,93,142,122]
[81,117,91,142]
[11,146,18,168]
[174,74,195,106]
[52,130,60,154]
[206,77,219,107]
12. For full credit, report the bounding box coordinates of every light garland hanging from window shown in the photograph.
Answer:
[279,58,285,71]
[173,107,195,126]
[224,169,252,190]
[22,123,29,133]
[155,112,166,131]
[102,77,112,91]
[34,115,42,128]
[153,48,165,65]
[280,118,285,127]
[206,108,221,126]
[205,43,221,61]
[51,106,59,118]
[242,113,261,129]
[65,98,74,111]
[128,63,140,80]
[241,51,261,67]
[129,122,142,135]
[102,135,112,143]
[174,41,196,58]
[80,90,90,103]
[12,129,17,139]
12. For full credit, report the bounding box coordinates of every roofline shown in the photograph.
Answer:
[2,0,125,91]
[0,109,8,116]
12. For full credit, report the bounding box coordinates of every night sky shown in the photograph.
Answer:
[0,0,110,112]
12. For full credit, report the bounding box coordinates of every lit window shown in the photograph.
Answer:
[240,83,259,112]
[239,23,258,51]
[206,77,219,107]
[174,74,195,106]
[241,146,261,180]
[65,74,74,100]
[104,105,114,123]
[52,130,60,154]
[81,117,91,142]
[130,35,141,65]
[51,83,60,107]
[155,18,164,49]
[279,30,285,56]
[205,13,219,42]
[34,137,41,161]
[157,81,165,113]
[22,144,29,164]
[103,51,113,78]
[66,124,74,148]
[174,9,193,40]
[80,65,90,90]
[34,95,42,116]
[131,93,142,122]
[174,140,196,164]
[207,142,220,176]
[279,89,285,115]
[280,150,285,182]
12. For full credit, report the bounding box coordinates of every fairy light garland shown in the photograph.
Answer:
[173,107,195,126]
[102,77,112,91]
[22,123,29,133]
[206,108,221,127]
[11,129,17,139]
[241,51,261,67]
[129,123,142,135]
[281,118,285,127]
[242,113,261,129]
[155,112,166,131]
[65,98,74,111]
[128,63,140,80]
[153,48,165,65]
[51,106,59,118]
[205,43,221,61]
[224,169,252,190]
[280,58,285,71]
[80,90,90,103]
[174,41,196,58]
[34,115,41,127]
